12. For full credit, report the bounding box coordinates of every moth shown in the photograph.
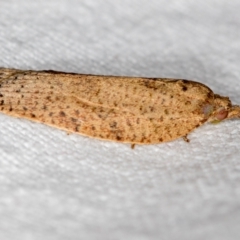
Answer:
[0,68,239,144]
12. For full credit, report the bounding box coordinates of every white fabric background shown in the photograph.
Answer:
[0,0,240,239]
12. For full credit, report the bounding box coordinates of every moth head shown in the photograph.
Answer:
[206,94,240,123]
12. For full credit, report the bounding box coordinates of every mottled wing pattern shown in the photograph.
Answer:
[0,69,214,144]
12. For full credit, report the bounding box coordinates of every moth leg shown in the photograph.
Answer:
[182,135,190,143]
[131,144,136,149]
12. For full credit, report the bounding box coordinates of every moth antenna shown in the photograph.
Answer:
[227,105,240,119]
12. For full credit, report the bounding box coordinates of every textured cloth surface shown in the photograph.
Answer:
[1,1,240,240]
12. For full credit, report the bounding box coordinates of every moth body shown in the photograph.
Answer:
[0,68,239,144]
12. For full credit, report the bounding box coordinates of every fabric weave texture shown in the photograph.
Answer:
[0,1,240,239]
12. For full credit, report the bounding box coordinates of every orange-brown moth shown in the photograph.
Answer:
[0,68,239,144]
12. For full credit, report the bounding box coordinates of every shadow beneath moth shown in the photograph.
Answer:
[0,68,239,145]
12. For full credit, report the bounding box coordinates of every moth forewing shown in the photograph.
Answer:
[0,68,239,144]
